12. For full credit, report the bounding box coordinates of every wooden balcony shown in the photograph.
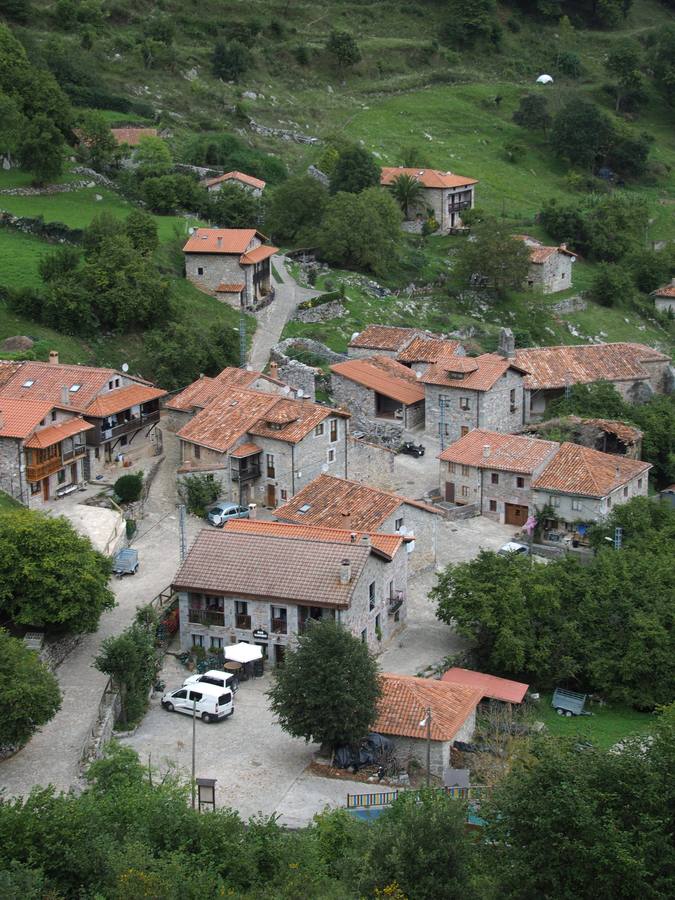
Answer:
[236,614,251,629]
[26,456,62,482]
[231,463,261,483]
[62,444,86,463]
[98,409,160,443]
[449,200,472,212]
[388,591,405,615]
[188,608,225,627]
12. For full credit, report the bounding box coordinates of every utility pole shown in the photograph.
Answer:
[419,706,432,787]
[239,307,247,368]
[179,504,187,562]
[614,526,623,551]
[191,697,197,809]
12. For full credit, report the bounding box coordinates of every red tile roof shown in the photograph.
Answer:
[230,442,262,458]
[421,353,528,391]
[173,528,372,608]
[438,428,558,474]
[275,473,440,532]
[380,167,478,190]
[240,244,278,265]
[330,356,425,405]
[24,416,93,449]
[177,389,346,452]
[0,361,24,389]
[85,384,166,418]
[0,361,143,412]
[397,337,463,364]
[203,171,266,190]
[182,228,261,254]
[374,674,482,741]
[222,518,405,560]
[532,441,651,498]
[514,343,670,391]
[581,418,643,444]
[653,281,675,298]
[442,668,529,704]
[515,236,576,264]
[110,127,158,146]
[0,398,56,439]
[166,368,279,412]
[348,325,424,352]
[216,283,245,293]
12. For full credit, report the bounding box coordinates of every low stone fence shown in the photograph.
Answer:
[247,117,320,145]
[293,298,346,323]
[79,677,122,771]
[39,632,84,672]
[272,337,346,364]
[435,501,479,521]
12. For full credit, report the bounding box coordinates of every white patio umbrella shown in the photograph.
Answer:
[225,642,263,664]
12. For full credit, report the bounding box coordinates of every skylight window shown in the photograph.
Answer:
[22,380,34,388]
[69,384,81,393]
[298,503,311,514]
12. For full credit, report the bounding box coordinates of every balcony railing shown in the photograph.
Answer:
[62,444,86,462]
[271,618,287,635]
[449,200,472,212]
[231,464,261,482]
[388,591,405,615]
[188,608,225,627]
[26,456,63,482]
[236,614,251,630]
[99,409,160,443]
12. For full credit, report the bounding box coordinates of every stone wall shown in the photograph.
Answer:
[381,505,439,573]
[185,251,250,295]
[527,251,574,294]
[273,337,346,365]
[247,117,320,145]
[39,632,84,671]
[552,294,586,314]
[276,359,317,402]
[346,436,396,489]
[387,735,450,778]
[293,299,346,323]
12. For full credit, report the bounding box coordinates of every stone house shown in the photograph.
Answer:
[347,325,464,366]
[182,228,278,310]
[164,366,293,432]
[516,235,576,294]
[380,167,478,233]
[523,416,643,459]
[0,354,166,484]
[373,674,481,777]
[177,388,350,508]
[652,279,675,314]
[173,521,409,665]
[330,355,425,431]
[437,428,559,526]
[532,442,651,529]
[0,397,93,507]
[513,342,673,418]
[422,354,529,446]
[396,336,465,371]
[201,170,266,196]
[274,472,441,572]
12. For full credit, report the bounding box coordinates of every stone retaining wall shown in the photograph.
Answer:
[293,299,346,323]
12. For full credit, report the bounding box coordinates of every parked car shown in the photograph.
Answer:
[206,502,249,528]
[398,441,425,458]
[161,682,234,723]
[112,548,139,576]
[498,541,530,556]
[183,670,238,693]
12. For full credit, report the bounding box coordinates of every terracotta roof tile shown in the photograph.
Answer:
[203,171,266,190]
[85,384,166,417]
[0,398,57,439]
[182,228,260,254]
[421,353,527,391]
[24,416,93,449]
[330,356,425,405]
[397,337,463,364]
[532,442,651,498]
[380,167,478,190]
[0,361,24,389]
[275,473,440,532]
[239,244,278,265]
[223,518,404,559]
[581,418,643,444]
[230,442,262,458]
[216,283,245,293]
[438,428,559,473]
[374,674,482,741]
[348,325,424,352]
[0,361,128,411]
[110,127,158,146]
[442,668,529,704]
[166,368,272,412]
[515,236,577,264]
[514,343,670,391]
[173,529,371,608]
[653,282,675,298]
[248,398,347,442]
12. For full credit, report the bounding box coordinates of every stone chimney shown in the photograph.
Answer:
[560,242,567,251]
[339,558,352,585]
[49,350,59,365]
[216,236,223,248]
[360,534,371,547]
[483,444,491,458]
[497,327,516,359]
[615,466,620,479]
[269,360,279,380]
[60,385,69,406]
[341,508,352,530]
[350,532,357,543]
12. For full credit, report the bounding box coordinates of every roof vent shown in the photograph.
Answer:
[298,503,311,514]
[339,558,352,585]
[22,379,34,388]
[615,465,620,478]
[483,444,490,458]
[49,350,59,365]
[350,532,357,543]
[361,534,371,547]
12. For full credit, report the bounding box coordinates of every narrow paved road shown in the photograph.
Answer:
[248,255,320,371]
[0,433,202,799]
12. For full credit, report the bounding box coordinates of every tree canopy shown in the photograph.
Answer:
[452,219,530,297]
[330,145,380,195]
[144,320,240,391]
[0,509,114,633]
[265,175,328,243]
[389,173,425,219]
[208,182,262,229]
[267,619,381,749]
[0,629,61,749]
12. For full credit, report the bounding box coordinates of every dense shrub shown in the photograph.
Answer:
[113,473,143,503]
[0,629,61,750]
[178,473,220,516]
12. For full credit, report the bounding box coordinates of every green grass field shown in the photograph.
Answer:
[0,231,50,289]
[537,694,655,751]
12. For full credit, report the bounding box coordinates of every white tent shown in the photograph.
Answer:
[225,642,263,664]
[536,74,554,84]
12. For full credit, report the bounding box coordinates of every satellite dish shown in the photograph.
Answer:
[121,363,129,373]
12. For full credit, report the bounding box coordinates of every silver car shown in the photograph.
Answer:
[206,502,249,527]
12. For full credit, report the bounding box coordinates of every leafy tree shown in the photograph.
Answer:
[178,473,220,516]
[550,98,614,171]
[212,39,252,81]
[548,380,630,419]
[183,131,287,184]
[441,0,500,48]
[208,182,262,228]
[113,473,143,503]
[94,616,157,725]
[540,193,649,261]
[586,262,634,307]
[330,145,380,194]
[358,791,478,899]
[452,219,530,297]
[268,619,381,749]
[317,187,401,276]
[653,25,675,105]
[487,720,674,899]
[512,93,551,132]
[606,40,644,113]
[77,110,117,170]
[0,90,25,163]
[142,173,203,214]
[625,248,672,294]
[0,509,114,633]
[607,128,651,179]
[17,114,64,185]
[134,135,172,178]
[0,0,31,23]
[144,320,240,390]
[264,175,328,243]
[15,67,73,136]
[399,142,432,167]
[0,629,61,749]
[325,29,361,72]
[389,173,425,219]
[37,244,80,282]
[124,208,159,257]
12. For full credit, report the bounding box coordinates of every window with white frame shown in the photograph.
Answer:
[459,397,470,411]
[327,447,336,463]
[571,499,581,511]
[461,485,469,497]
[551,495,560,508]
[461,465,470,477]
[395,517,403,531]
[329,418,338,442]
[314,422,325,437]
[192,634,204,647]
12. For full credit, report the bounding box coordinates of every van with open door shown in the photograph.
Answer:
[161,682,234,723]
[183,670,238,693]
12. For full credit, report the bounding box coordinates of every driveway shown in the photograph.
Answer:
[248,255,320,371]
[0,432,203,799]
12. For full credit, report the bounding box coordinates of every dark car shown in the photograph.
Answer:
[399,441,425,458]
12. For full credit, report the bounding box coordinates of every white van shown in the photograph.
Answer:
[161,682,234,723]
[183,670,238,693]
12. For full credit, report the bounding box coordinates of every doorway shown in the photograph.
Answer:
[445,482,455,502]
[42,478,49,502]
[275,644,286,667]
[266,484,277,507]
[505,503,528,526]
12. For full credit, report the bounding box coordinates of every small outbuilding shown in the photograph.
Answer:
[652,279,675,314]
[441,668,529,705]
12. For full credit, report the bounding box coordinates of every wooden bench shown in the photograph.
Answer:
[56,483,79,498]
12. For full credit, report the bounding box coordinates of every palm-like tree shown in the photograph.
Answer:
[390,173,425,220]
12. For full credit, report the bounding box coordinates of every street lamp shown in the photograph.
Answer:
[419,706,432,787]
